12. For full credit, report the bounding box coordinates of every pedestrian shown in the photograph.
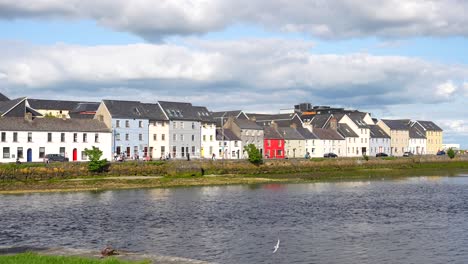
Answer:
[212,153,216,160]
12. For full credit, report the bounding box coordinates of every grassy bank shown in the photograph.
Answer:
[1,157,467,194]
[0,253,148,264]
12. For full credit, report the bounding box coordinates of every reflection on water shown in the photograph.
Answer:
[1,176,468,264]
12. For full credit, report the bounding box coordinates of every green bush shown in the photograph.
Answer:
[447,148,456,159]
[244,144,263,165]
[84,147,110,173]
[363,155,369,161]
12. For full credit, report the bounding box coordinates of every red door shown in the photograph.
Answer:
[73,148,77,161]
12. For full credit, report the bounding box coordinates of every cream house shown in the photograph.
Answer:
[377,119,410,156]
[412,121,443,154]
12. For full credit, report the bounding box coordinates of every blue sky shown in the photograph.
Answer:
[0,0,467,147]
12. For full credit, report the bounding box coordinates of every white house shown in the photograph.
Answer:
[216,128,242,159]
[369,124,391,156]
[335,113,372,156]
[0,114,112,163]
[408,125,426,155]
[194,106,217,159]
[311,127,346,157]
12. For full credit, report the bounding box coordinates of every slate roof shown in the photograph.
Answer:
[337,123,359,138]
[0,97,26,116]
[296,127,318,139]
[263,127,283,139]
[278,127,305,140]
[28,99,96,111]
[216,128,241,141]
[0,92,9,101]
[212,110,244,119]
[70,102,100,113]
[369,125,390,139]
[409,126,426,139]
[193,106,215,123]
[312,128,344,140]
[0,117,111,132]
[234,118,263,130]
[158,101,200,121]
[102,100,149,119]
[335,112,370,128]
[416,120,443,131]
[140,103,168,121]
[380,119,411,130]
[309,114,332,128]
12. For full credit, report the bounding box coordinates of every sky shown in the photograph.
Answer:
[0,0,467,147]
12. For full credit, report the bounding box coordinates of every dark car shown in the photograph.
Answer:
[403,152,413,157]
[324,153,338,158]
[45,154,69,162]
[436,150,446,156]
[376,153,388,157]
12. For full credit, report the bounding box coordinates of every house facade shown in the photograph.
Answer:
[0,115,111,163]
[216,128,242,159]
[278,127,306,158]
[263,126,285,159]
[412,121,443,154]
[369,124,391,156]
[224,117,264,157]
[296,127,318,157]
[312,127,346,157]
[336,113,371,156]
[194,106,217,159]
[408,125,427,155]
[377,119,410,156]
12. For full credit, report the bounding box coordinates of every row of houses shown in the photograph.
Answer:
[0,93,444,162]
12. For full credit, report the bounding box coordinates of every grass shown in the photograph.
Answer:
[0,253,149,264]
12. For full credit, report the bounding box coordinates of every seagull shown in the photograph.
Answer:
[273,238,280,253]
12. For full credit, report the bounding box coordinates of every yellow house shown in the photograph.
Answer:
[412,121,443,154]
[377,119,410,156]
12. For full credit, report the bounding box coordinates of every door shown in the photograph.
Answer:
[27,148,32,162]
[73,148,77,161]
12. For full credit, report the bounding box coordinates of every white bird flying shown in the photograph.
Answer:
[273,239,280,253]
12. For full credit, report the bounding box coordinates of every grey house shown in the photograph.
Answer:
[224,117,264,156]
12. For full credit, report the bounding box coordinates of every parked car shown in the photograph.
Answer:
[323,153,338,158]
[375,153,388,157]
[45,154,69,162]
[403,152,413,157]
[436,150,446,156]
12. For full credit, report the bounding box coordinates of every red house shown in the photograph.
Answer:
[263,126,285,159]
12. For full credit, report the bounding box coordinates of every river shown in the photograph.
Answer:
[1,174,468,263]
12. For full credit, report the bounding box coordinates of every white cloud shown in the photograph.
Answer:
[435,81,457,98]
[1,0,468,39]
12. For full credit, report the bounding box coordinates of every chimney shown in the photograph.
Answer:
[290,122,297,129]
[270,120,278,130]
[330,117,337,131]
[24,112,33,122]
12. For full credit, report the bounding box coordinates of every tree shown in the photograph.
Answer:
[244,144,263,165]
[447,148,456,159]
[84,147,109,173]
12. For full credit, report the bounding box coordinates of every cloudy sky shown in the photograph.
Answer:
[0,0,467,147]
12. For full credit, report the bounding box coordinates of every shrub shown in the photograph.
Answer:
[447,148,456,159]
[244,144,263,165]
[84,147,109,173]
[363,155,369,161]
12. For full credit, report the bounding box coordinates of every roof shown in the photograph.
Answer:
[409,126,426,139]
[28,99,97,111]
[312,128,344,140]
[140,103,168,121]
[0,92,9,101]
[216,128,241,141]
[337,123,359,138]
[158,101,200,121]
[70,102,100,113]
[369,125,390,139]
[212,110,244,119]
[278,127,305,140]
[233,118,263,130]
[0,117,111,133]
[263,127,283,139]
[380,119,411,130]
[415,120,443,131]
[0,97,26,116]
[343,112,370,128]
[102,100,149,119]
[296,127,318,139]
[309,114,332,128]
[193,106,215,123]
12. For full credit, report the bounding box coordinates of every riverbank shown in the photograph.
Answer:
[1,156,467,194]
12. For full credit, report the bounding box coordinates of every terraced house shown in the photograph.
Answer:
[412,121,443,154]
[377,119,410,156]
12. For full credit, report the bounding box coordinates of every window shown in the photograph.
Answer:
[17,147,23,159]
[181,146,185,157]
[234,141,238,147]
[116,133,121,141]
[139,121,143,128]
[28,133,32,143]
[277,150,282,156]
[1,132,5,142]
[210,135,213,141]
[61,133,65,142]
[192,146,195,155]
[48,133,52,142]
[60,147,65,156]
[278,140,282,147]
[125,134,129,141]
[172,146,177,157]
[203,135,206,141]
[162,134,165,141]
[3,147,10,158]
[95,133,99,143]
[83,133,87,142]
[180,122,184,129]
[192,135,195,141]
[173,122,177,129]
[81,151,87,160]
[267,140,271,147]
[13,132,18,142]
[161,146,165,157]
[39,147,45,158]
[73,133,77,142]
[125,120,130,128]
[180,134,184,141]
[192,122,195,129]
[116,120,120,128]
[209,146,213,155]
[139,134,143,141]
[173,134,177,141]
[153,134,157,141]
